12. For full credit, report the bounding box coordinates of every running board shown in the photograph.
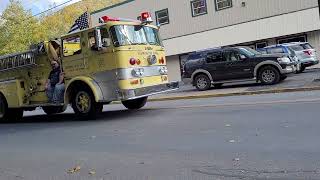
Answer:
[211,78,257,84]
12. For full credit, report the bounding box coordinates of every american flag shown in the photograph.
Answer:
[68,12,89,33]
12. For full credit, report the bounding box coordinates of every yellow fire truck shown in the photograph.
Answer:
[0,12,178,121]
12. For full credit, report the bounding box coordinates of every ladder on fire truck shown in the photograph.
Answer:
[0,50,37,72]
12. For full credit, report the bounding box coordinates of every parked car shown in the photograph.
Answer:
[257,45,301,73]
[183,46,295,91]
[258,42,319,73]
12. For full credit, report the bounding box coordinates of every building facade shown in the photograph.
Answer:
[91,0,320,82]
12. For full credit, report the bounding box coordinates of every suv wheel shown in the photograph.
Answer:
[298,65,306,73]
[195,74,211,91]
[259,66,280,85]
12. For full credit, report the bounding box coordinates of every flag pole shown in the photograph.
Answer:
[87,7,92,28]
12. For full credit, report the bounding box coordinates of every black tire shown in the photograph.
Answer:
[71,88,102,119]
[280,75,287,81]
[194,74,211,91]
[299,65,306,73]
[7,109,24,122]
[295,63,302,74]
[213,83,223,89]
[0,95,8,123]
[42,106,65,115]
[122,97,148,110]
[258,66,280,85]
[0,95,23,123]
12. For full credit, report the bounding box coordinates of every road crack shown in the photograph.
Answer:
[193,168,319,179]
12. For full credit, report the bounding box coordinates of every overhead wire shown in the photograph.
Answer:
[31,0,76,17]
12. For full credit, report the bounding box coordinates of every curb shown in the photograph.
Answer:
[147,86,320,102]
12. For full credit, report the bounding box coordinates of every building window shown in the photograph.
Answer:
[215,0,232,11]
[155,8,169,25]
[256,42,268,49]
[191,0,207,17]
[277,35,307,44]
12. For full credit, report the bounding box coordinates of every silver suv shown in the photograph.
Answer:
[281,42,319,72]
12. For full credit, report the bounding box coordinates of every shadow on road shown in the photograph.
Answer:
[0,108,158,125]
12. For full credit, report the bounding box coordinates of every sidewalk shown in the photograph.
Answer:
[149,68,320,101]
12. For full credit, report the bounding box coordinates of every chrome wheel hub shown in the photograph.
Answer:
[197,77,207,89]
[75,91,91,113]
[262,70,275,83]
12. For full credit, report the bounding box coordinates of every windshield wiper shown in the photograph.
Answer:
[131,42,148,45]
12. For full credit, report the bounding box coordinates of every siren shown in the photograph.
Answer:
[140,12,153,24]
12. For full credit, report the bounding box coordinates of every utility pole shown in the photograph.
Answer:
[319,0,320,18]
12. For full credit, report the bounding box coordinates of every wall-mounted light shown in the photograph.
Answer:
[241,2,246,7]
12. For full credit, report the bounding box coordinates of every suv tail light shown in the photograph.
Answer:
[303,50,312,56]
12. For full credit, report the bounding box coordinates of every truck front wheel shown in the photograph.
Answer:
[71,88,102,119]
[122,97,148,110]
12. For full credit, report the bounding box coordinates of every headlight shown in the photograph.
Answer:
[277,57,291,64]
[132,68,144,77]
[159,66,168,75]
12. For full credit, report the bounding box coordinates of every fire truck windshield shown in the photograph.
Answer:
[110,25,162,47]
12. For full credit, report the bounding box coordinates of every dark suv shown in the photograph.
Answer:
[183,46,295,91]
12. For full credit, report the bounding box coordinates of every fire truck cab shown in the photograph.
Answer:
[0,13,178,122]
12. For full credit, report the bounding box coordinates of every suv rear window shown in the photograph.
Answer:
[289,45,304,51]
[188,53,202,60]
[301,43,313,49]
[268,47,285,53]
[206,51,223,63]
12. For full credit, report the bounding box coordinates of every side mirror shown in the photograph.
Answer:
[239,54,247,60]
[94,28,103,50]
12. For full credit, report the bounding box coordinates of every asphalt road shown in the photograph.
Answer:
[2,91,320,180]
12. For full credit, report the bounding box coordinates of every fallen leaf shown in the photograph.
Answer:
[89,169,96,175]
[67,165,81,174]
[233,158,240,161]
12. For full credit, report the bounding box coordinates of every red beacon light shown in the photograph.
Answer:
[99,16,120,23]
[140,12,153,24]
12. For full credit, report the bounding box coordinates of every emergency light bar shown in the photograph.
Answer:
[98,12,153,24]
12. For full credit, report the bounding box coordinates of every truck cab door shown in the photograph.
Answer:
[61,34,85,79]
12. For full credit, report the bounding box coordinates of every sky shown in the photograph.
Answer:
[0,0,81,16]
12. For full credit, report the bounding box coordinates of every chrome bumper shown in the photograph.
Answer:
[118,82,179,100]
[280,65,295,74]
